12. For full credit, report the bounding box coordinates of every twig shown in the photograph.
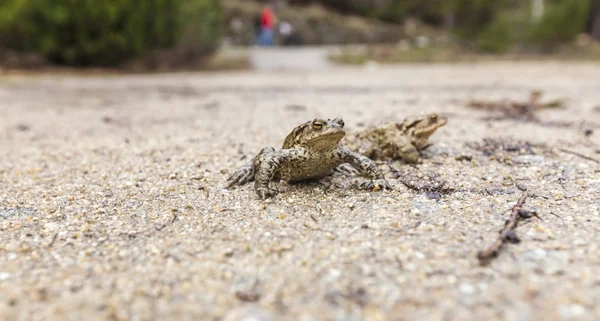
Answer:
[549,211,563,220]
[47,233,59,248]
[559,148,599,164]
[530,193,549,200]
[477,191,538,265]
[156,212,178,231]
[198,186,210,199]
[346,223,370,236]
[565,193,581,200]
[399,179,421,192]
[302,223,338,239]
[122,212,179,238]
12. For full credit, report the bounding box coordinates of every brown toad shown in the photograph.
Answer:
[226,117,391,199]
[342,113,448,164]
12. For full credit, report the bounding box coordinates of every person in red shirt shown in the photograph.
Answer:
[258,4,277,46]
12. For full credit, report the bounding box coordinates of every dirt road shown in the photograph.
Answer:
[1,62,599,321]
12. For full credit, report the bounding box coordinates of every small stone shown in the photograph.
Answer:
[455,154,472,161]
[558,304,586,320]
[222,305,275,321]
[513,155,544,165]
[16,124,30,131]
[459,283,475,294]
[0,272,10,280]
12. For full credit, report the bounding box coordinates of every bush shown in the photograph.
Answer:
[473,0,591,53]
[527,0,591,46]
[476,14,515,53]
[0,0,222,66]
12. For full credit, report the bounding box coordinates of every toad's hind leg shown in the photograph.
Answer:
[336,149,392,191]
[335,140,374,175]
[396,143,422,164]
[226,147,276,188]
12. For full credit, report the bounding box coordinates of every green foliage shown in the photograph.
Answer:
[178,0,223,56]
[0,0,222,66]
[474,0,592,53]
[476,12,518,53]
[527,0,591,45]
[371,1,412,24]
[292,0,591,52]
[0,0,32,49]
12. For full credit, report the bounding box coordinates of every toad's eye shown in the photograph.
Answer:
[428,114,438,122]
[312,121,323,130]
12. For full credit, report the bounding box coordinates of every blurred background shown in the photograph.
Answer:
[1,0,599,71]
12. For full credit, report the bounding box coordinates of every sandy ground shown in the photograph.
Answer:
[1,62,600,321]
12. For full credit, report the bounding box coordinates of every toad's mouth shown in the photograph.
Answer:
[415,127,438,136]
[310,131,345,142]
[415,123,446,136]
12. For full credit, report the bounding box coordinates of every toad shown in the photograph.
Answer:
[342,113,447,164]
[226,117,391,199]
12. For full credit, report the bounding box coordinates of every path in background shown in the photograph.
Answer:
[249,46,335,70]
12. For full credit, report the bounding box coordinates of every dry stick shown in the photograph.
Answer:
[46,232,59,248]
[477,191,530,264]
[156,212,178,232]
[559,148,599,164]
[399,178,422,192]
[123,212,179,238]
[302,223,338,239]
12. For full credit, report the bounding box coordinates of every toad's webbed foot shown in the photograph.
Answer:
[225,147,276,189]
[336,148,392,192]
[226,163,255,188]
[256,185,278,199]
[359,178,393,191]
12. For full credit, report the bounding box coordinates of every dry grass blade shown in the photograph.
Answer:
[559,148,599,164]
[467,90,566,122]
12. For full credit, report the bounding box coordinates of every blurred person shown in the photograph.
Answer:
[258,4,277,46]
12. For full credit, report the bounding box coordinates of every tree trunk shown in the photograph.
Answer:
[588,0,600,40]
[444,10,455,30]
[531,0,544,22]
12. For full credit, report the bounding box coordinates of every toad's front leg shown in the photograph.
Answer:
[336,148,392,191]
[254,148,307,199]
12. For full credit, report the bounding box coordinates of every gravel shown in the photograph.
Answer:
[1,62,599,321]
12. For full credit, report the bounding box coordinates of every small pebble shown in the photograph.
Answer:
[459,283,476,295]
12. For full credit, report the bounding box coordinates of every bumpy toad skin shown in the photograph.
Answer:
[226,117,391,199]
[342,113,447,164]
